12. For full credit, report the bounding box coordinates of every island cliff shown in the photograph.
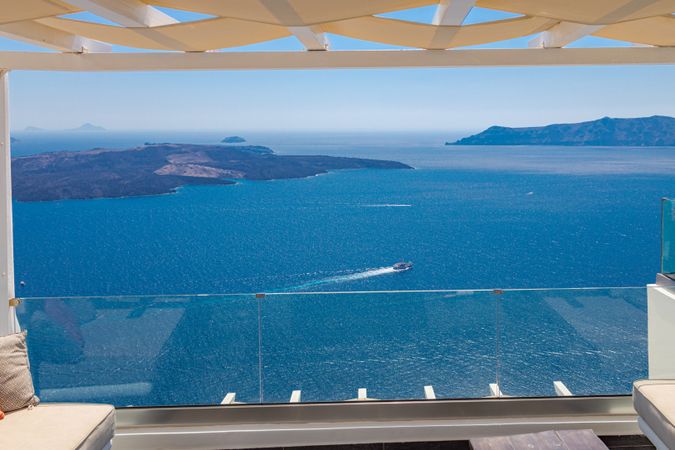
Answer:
[12,143,412,202]
[449,116,675,146]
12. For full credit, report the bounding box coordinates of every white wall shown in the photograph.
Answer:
[648,284,675,379]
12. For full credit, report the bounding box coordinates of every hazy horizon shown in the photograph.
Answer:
[5,64,673,132]
[9,112,675,135]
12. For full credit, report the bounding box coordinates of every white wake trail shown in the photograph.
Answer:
[289,266,397,290]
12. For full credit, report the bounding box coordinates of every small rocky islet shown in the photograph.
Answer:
[221,136,246,143]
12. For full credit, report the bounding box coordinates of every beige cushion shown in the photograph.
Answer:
[634,380,675,449]
[0,331,39,412]
[0,403,115,450]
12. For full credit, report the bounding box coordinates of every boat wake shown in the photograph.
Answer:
[288,266,398,291]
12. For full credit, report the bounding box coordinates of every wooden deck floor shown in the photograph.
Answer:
[245,434,655,450]
[470,429,607,449]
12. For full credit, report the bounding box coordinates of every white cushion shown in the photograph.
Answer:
[0,403,114,450]
[634,380,675,449]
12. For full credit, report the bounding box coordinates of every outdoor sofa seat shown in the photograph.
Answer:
[0,403,115,450]
[634,379,675,450]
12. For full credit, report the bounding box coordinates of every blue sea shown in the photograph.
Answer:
[11,131,668,405]
[11,131,674,296]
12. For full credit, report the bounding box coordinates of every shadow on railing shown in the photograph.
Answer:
[15,287,647,407]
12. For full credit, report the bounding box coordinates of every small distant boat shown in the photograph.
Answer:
[393,261,413,272]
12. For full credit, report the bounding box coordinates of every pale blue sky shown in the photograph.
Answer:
[2,6,674,132]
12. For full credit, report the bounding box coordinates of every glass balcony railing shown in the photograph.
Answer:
[662,198,675,276]
[498,288,647,397]
[15,287,647,407]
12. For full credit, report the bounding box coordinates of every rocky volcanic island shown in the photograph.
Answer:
[12,143,412,202]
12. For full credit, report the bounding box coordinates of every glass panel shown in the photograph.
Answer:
[15,294,260,407]
[498,287,647,397]
[663,198,675,275]
[15,287,646,407]
[261,290,498,402]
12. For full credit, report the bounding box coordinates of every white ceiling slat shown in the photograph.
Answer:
[0,21,111,53]
[60,0,191,52]
[258,0,329,50]
[145,0,438,26]
[528,22,602,48]
[476,0,674,25]
[528,0,667,48]
[323,16,554,50]
[595,15,675,47]
[0,0,78,25]
[432,0,476,26]
[37,17,292,52]
[62,0,178,28]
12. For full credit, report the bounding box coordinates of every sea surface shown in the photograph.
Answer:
[11,131,668,405]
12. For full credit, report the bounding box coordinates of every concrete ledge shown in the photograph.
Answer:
[114,396,638,450]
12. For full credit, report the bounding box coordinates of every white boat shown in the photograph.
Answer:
[393,261,413,272]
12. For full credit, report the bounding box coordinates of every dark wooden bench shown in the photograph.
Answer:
[470,429,608,450]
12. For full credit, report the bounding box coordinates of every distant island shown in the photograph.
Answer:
[222,136,246,143]
[449,115,675,146]
[23,124,106,132]
[10,137,18,143]
[12,143,411,202]
[68,123,106,132]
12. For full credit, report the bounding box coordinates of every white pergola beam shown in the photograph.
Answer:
[288,26,328,51]
[1,48,674,71]
[63,0,178,28]
[0,22,111,53]
[432,0,476,26]
[529,22,602,49]
[0,70,15,336]
[258,0,328,51]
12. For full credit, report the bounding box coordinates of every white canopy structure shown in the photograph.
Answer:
[1,0,675,334]
[0,0,672,70]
